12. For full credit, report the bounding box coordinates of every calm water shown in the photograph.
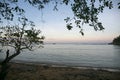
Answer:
[0,44,120,69]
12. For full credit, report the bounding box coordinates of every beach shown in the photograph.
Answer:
[1,62,120,80]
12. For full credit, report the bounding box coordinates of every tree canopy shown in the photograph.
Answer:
[111,35,120,45]
[0,0,119,35]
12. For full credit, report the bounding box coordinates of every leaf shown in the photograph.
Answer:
[63,0,69,5]
[64,17,70,23]
[97,22,104,30]
[80,30,84,36]
[66,24,73,30]
[118,6,120,9]
[105,1,109,7]
[89,24,93,26]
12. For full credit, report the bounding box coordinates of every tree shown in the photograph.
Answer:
[0,17,44,80]
[111,35,120,45]
[0,0,119,79]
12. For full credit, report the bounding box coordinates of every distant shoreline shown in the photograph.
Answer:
[45,42,109,45]
[108,43,120,45]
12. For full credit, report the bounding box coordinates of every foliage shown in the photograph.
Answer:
[0,0,120,35]
[0,16,44,59]
[0,26,44,51]
[0,0,50,22]
[118,2,120,9]
[0,17,44,80]
[64,0,113,35]
[112,35,120,45]
[0,0,45,60]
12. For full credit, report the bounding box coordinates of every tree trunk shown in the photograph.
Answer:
[0,61,10,80]
[0,49,20,80]
[0,50,10,80]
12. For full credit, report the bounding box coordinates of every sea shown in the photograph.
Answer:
[0,43,120,70]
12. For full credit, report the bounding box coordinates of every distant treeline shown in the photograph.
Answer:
[109,35,120,45]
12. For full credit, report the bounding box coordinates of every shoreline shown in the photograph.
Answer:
[9,60,120,72]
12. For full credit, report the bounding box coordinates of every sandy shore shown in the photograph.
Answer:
[0,62,120,80]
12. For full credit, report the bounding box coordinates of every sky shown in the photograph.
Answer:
[8,0,120,43]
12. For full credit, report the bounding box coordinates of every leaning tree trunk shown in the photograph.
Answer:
[0,49,20,80]
[0,61,10,80]
[0,50,10,80]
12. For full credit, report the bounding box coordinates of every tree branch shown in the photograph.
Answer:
[5,50,20,63]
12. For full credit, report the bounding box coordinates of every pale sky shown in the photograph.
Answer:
[6,0,120,43]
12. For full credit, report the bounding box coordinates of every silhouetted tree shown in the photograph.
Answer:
[112,35,120,45]
[0,17,44,80]
[0,0,120,80]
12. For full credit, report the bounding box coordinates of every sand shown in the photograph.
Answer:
[0,62,120,80]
